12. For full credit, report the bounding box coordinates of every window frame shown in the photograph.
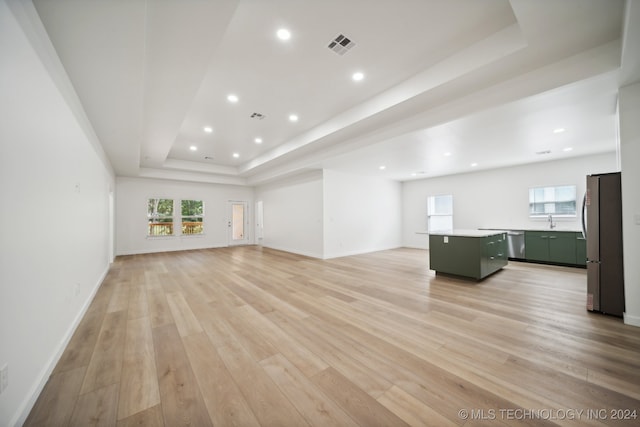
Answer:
[528,184,577,218]
[147,198,175,237]
[427,194,453,233]
[181,199,205,236]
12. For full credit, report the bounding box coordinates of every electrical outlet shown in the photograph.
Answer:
[0,364,8,394]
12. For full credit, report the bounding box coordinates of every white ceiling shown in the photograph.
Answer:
[29,0,637,186]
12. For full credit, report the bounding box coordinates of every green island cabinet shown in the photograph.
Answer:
[524,230,586,266]
[429,230,508,280]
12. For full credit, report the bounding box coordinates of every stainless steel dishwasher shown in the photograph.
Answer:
[506,230,525,260]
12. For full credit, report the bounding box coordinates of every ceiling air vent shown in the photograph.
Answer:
[328,34,355,56]
[250,112,265,120]
[536,150,552,155]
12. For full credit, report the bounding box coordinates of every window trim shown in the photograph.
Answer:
[528,184,577,219]
[181,199,205,236]
[147,197,175,237]
[427,194,453,233]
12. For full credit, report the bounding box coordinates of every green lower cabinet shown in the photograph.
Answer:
[524,230,583,266]
[524,231,550,262]
[576,234,586,266]
[482,234,507,278]
[429,233,507,280]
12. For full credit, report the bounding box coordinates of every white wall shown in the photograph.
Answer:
[402,153,618,249]
[116,177,254,255]
[255,170,324,258]
[619,82,640,327]
[0,2,115,425]
[323,170,402,258]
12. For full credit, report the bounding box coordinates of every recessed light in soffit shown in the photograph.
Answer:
[277,28,291,41]
[328,34,355,56]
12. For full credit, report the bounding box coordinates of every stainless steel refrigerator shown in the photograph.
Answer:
[583,172,624,316]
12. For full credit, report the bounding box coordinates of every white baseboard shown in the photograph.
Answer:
[623,312,640,328]
[11,264,110,427]
[322,245,403,260]
[260,244,323,259]
[117,243,227,256]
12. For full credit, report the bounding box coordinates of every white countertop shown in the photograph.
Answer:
[480,227,583,233]
[420,229,506,238]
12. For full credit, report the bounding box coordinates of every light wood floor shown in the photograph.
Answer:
[26,246,640,426]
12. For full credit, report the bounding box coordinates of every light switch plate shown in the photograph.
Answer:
[444,236,449,243]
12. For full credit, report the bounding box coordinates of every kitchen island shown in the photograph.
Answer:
[427,230,508,280]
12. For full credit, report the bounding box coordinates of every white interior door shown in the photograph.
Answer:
[228,201,249,246]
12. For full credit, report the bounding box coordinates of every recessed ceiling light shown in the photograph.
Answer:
[553,128,566,133]
[227,94,239,103]
[379,165,386,170]
[444,152,452,157]
[276,28,291,41]
[563,147,573,152]
[471,162,478,167]
[289,114,299,122]
[352,72,364,81]
[411,173,417,177]
[203,126,213,133]
[254,137,263,144]
[189,145,197,151]
[232,153,239,158]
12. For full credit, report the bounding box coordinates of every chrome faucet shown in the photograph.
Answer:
[548,214,556,229]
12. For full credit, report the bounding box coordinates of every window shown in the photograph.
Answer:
[428,194,453,232]
[148,198,174,236]
[181,199,204,235]
[529,185,577,217]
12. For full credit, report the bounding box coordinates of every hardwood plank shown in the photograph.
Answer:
[223,304,279,362]
[107,281,130,313]
[116,404,164,427]
[260,353,358,427]
[165,291,203,337]
[118,316,160,420]
[182,332,261,427]
[24,366,85,427]
[127,282,148,320]
[377,385,458,427]
[146,289,173,328]
[69,383,118,427]
[238,304,328,377]
[80,310,127,394]
[311,367,409,427]
[152,323,212,427]
[216,336,309,427]
[266,309,394,398]
[53,310,104,374]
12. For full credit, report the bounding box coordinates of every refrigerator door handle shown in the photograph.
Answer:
[581,192,587,239]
